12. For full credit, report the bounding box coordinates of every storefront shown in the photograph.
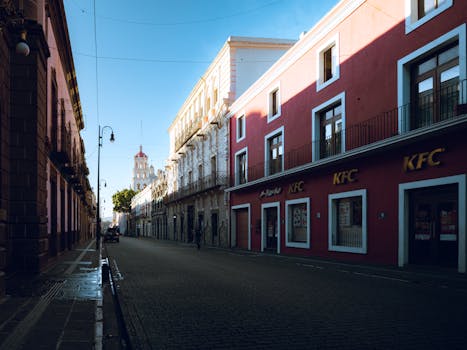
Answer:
[229,133,467,273]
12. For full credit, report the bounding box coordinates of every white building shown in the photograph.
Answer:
[132,145,156,191]
[131,185,153,237]
[165,36,295,246]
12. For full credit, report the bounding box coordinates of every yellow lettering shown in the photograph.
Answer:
[416,152,429,169]
[333,172,342,185]
[403,154,417,172]
[428,148,445,166]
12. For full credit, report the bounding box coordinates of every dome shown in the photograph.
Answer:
[135,145,147,158]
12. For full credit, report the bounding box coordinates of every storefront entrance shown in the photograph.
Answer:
[409,184,458,267]
[262,203,280,253]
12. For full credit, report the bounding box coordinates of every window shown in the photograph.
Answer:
[398,25,466,133]
[264,127,284,176]
[312,92,346,161]
[329,189,367,254]
[320,104,342,159]
[236,114,246,142]
[235,148,247,185]
[405,0,452,34]
[317,35,339,91]
[268,84,281,122]
[411,43,459,129]
[286,198,310,249]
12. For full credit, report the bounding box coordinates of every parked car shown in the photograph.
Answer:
[104,227,119,243]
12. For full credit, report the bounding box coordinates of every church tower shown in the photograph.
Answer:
[132,145,156,191]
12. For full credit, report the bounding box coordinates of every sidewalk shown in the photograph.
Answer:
[0,239,119,350]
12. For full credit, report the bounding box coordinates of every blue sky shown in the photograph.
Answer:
[63,0,339,218]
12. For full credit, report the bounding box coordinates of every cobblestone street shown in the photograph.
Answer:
[106,237,467,350]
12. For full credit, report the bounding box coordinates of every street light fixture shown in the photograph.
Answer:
[96,125,115,249]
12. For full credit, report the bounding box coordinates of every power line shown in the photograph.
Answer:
[93,0,100,125]
[73,50,277,64]
[68,0,283,26]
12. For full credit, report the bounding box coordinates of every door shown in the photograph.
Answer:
[235,209,249,249]
[263,206,279,252]
[409,185,458,267]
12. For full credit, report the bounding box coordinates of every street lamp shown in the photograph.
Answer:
[96,125,115,249]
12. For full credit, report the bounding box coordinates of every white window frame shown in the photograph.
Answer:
[285,198,311,249]
[397,24,467,133]
[261,201,281,254]
[231,204,251,251]
[236,113,246,142]
[267,83,281,122]
[328,189,367,254]
[316,33,340,92]
[264,126,284,176]
[311,92,346,162]
[405,0,453,34]
[234,147,248,185]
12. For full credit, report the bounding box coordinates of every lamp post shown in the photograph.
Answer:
[96,125,115,249]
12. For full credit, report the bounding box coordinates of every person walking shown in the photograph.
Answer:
[195,226,202,250]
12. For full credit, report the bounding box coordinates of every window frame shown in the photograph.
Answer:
[234,147,248,185]
[267,83,281,122]
[405,0,452,34]
[311,92,346,162]
[398,24,466,133]
[236,114,246,142]
[328,189,367,254]
[264,126,284,176]
[316,34,340,92]
[285,198,311,249]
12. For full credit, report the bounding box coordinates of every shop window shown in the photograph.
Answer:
[286,198,310,249]
[268,84,281,122]
[235,148,247,185]
[236,114,246,142]
[398,25,466,133]
[264,127,284,176]
[405,0,452,34]
[329,189,367,254]
[317,34,340,91]
[312,92,346,161]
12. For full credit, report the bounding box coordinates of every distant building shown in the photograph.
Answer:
[132,145,156,191]
[165,36,296,247]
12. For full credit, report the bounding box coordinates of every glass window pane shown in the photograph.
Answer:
[418,77,433,93]
[418,57,437,75]
[334,196,362,248]
[438,45,458,65]
[440,65,459,83]
[288,203,308,243]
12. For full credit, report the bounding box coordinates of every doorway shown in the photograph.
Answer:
[409,184,458,267]
[262,202,280,253]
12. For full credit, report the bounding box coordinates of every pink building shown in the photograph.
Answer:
[228,0,467,272]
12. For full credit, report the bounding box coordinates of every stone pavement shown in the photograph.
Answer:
[0,239,122,350]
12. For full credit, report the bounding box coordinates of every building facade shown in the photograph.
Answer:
[132,145,156,191]
[130,184,152,237]
[0,0,94,299]
[165,36,296,247]
[151,169,167,239]
[228,0,467,273]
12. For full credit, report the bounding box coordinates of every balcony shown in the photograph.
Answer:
[175,117,202,152]
[230,80,467,187]
[165,172,228,203]
[49,125,72,165]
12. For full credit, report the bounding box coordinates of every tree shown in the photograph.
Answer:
[112,188,138,213]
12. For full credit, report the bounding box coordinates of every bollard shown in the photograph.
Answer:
[101,258,110,283]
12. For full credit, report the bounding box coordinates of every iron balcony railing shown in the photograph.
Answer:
[231,79,467,186]
[166,172,228,203]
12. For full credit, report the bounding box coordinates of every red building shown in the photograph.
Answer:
[227,0,467,273]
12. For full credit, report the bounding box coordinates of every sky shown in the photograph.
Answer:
[63,0,339,218]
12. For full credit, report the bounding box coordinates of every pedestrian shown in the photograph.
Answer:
[195,227,201,250]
